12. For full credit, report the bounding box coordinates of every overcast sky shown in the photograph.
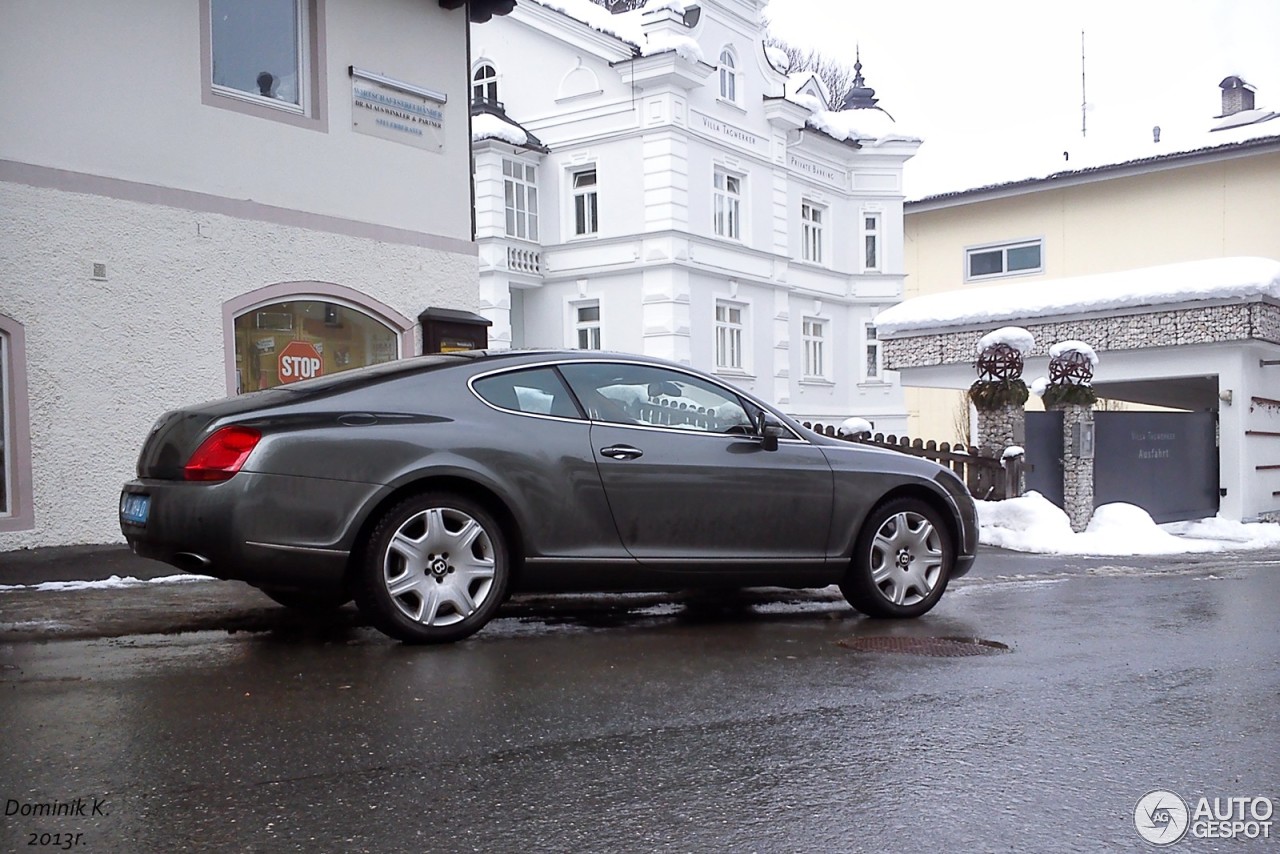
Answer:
[761,0,1280,198]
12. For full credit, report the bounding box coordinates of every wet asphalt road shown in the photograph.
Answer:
[1,548,1278,852]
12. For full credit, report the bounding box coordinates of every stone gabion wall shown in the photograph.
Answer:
[1255,304,1280,344]
[976,403,1022,459]
[1058,404,1096,532]
[883,302,1277,370]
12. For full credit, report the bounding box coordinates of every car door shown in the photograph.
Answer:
[557,361,834,566]
[468,365,627,561]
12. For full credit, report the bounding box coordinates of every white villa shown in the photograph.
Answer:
[469,0,920,429]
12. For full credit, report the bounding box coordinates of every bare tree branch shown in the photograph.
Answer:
[589,0,646,12]
[763,31,860,109]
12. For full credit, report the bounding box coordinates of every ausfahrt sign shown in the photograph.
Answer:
[278,340,323,384]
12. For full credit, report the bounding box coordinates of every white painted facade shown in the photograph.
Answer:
[471,0,918,429]
[0,0,484,549]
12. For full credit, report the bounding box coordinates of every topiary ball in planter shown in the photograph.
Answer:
[968,379,1030,411]
[1042,383,1098,408]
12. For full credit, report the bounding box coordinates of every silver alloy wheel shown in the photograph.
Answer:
[868,510,944,607]
[381,506,496,627]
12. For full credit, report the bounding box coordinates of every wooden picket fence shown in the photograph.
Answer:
[802,423,1024,501]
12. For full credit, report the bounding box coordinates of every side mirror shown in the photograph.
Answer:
[755,410,784,452]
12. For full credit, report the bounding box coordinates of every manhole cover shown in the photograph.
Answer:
[837,636,1010,657]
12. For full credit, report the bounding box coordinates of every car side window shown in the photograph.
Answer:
[472,367,582,418]
[558,363,753,433]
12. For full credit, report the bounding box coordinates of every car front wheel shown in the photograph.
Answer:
[841,497,952,619]
[354,492,510,644]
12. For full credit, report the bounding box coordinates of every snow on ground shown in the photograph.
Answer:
[978,492,1280,555]
[0,574,215,592]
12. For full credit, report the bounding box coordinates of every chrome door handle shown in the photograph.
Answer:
[600,445,643,461]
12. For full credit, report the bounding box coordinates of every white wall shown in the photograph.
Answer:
[1,184,477,549]
[0,0,472,241]
[1,0,480,548]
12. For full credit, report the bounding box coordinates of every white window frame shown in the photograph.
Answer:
[802,317,829,381]
[714,300,747,372]
[0,316,33,532]
[713,169,743,241]
[718,48,738,103]
[965,239,1044,282]
[864,321,882,381]
[572,168,599,237]
[472,62,498,104]
[801,201,825,264]
[203,0,323,129]
[504,159,539,242]
[862,212,881,272]
[572,300,602,350]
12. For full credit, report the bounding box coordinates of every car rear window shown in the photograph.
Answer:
[472,367,582,418]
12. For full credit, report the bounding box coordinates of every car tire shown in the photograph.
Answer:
[257,587,352,612]
[840,497,952,619]
[354,492,510,644]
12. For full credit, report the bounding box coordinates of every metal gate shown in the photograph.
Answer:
[1024,411,1064,508]
[1093,411,1219,523]
[1022,410,1218,523]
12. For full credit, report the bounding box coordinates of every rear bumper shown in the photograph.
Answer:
[119,472,380,592]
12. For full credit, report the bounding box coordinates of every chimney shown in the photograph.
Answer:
[640,3,693,44]
[1218,76,1256,117]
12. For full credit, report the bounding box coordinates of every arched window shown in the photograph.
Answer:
[472,63,498,104]
[225,285,410,395]
[718,49,737,102]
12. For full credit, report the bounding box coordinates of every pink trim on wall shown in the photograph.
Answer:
[221,282,416,395]
[0,160,477,256]
[0,315,35,532]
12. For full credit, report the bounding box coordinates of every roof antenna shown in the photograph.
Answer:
[1080,30,1087,138]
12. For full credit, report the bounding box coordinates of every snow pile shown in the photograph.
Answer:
[787,91,916,144]
[1049,340,1099,366]
[978,326,1034,354]
[472,112,529,146]
[533,0,645,46]
[764,45,789,72]
[0,574,216,592]
[646,32,704,63]
[977,492,1280,555]
[837,417,874,437]
[875,256,1280,335]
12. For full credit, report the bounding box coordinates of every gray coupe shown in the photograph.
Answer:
[120,349,978,643]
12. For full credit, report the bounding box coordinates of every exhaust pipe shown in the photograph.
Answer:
[173,552,212,573]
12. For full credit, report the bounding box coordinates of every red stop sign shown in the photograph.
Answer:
[277,340,323,384]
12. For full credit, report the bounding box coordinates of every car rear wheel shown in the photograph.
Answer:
[354,492,509,644]
[840,497,952,619]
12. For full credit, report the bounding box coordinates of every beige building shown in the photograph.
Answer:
[899,79,1280,443]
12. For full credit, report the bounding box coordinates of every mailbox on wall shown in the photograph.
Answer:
[419,307,491,354]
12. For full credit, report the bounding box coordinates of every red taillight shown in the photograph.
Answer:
[184,426,262,481]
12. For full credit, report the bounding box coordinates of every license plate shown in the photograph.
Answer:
[120,493,150,526]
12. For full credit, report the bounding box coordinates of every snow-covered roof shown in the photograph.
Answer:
[471,108,548,152]
[876,256,1280,337]
[912,111,1280,204]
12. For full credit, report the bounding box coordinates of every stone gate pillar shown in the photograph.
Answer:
[1056,404,1095,532]
[1042,341,1100,532]
[970,328,1032,498]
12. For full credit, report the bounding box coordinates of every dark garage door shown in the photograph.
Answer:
[1094,411,1219,523]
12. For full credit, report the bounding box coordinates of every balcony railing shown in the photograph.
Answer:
[507,246,542,275]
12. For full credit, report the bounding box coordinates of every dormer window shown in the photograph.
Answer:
[718,49,738,103]
[472,63,498,104]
